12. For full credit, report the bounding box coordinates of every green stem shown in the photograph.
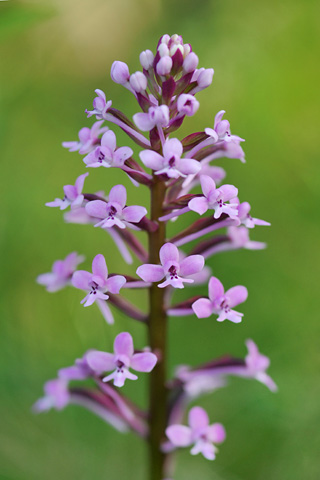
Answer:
[148,176,167,480]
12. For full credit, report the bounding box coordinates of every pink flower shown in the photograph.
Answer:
[86,89,112,119]
[33,379,69,412]
[136,242,204,289]
[37,252,85,292]
[46,173,89,210]
[62,120,107,154]
[86,332,157,387]
[166,406,226,460]
[139,138,201,179]
[83,130,133,168]
[72,254,126,323]
[192,276,248,323]
[188,175,238,219]
[85,184,147,230]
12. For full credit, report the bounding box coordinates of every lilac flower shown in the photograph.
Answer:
[228,226,267,250]
[234,198,271,228]
[245,339,277,391]
[205,110,244,144]
[86,89,112,119]
[33,379,69,412]
[139,138,201,179]
[86,332,157,387]
[177,94,199,117]
[166,406,226,460]
[71,254,126,321]
[192,276,248,323]
[85,185,147,230]
[188,175,238,218]
[133,105,169,132]
[83,130,133,168]
[136,242,204,289]
[46,173,89,210]
[37,252,85,292]
[62,121,108,154]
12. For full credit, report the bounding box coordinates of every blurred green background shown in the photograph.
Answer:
[1,0,320,478]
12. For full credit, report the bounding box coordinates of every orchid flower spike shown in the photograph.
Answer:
[140,138,201,179]
[86,332,157,387]
[62,121,108,154]
[85,184,147,230]
[192,276,248,323]
[46,173,89,211]
[136,242,204,289]
[37,252,85,292]
[166,406,226,460]
[83,130,133,168]
[188,175,238,219]
[71,254,126,323]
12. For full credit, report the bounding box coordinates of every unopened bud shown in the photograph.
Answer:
[139,50,154,70]
[129,72,148,93]
[156,56,173,76]
[110,61,130,85]
[183,52,199,73]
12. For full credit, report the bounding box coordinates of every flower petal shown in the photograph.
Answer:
[113,146,133,166]
[105,275,126,294]
[92,254,108,279]
[109,184,127,208]
[139,150,164,170]
[114,332,134,358]
[207,423,226,444]
[192,298,213,318]
[122,205,147,223]
[188,196,209,215]
[159,243,179,266]
[86,351,115,374]
[188,406,209,429]
[180,255,204,277]
[133,112,155,131]
[166,425,192,447]
[101,130,116,151]
[131,352,157,372]
[75,172,89,194]
[200,175,216,197]
[85,200,107,219]
[163,138,183,158]
[218,184,238,202]
[136,264,164,282]
[72,270,92,290]
[225,285,248,308]
[177,158,201,175]
[208,276,225,302]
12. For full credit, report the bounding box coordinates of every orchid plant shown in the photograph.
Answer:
[36,34,276,480]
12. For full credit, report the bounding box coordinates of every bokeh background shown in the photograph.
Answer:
[1,0,320,478]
